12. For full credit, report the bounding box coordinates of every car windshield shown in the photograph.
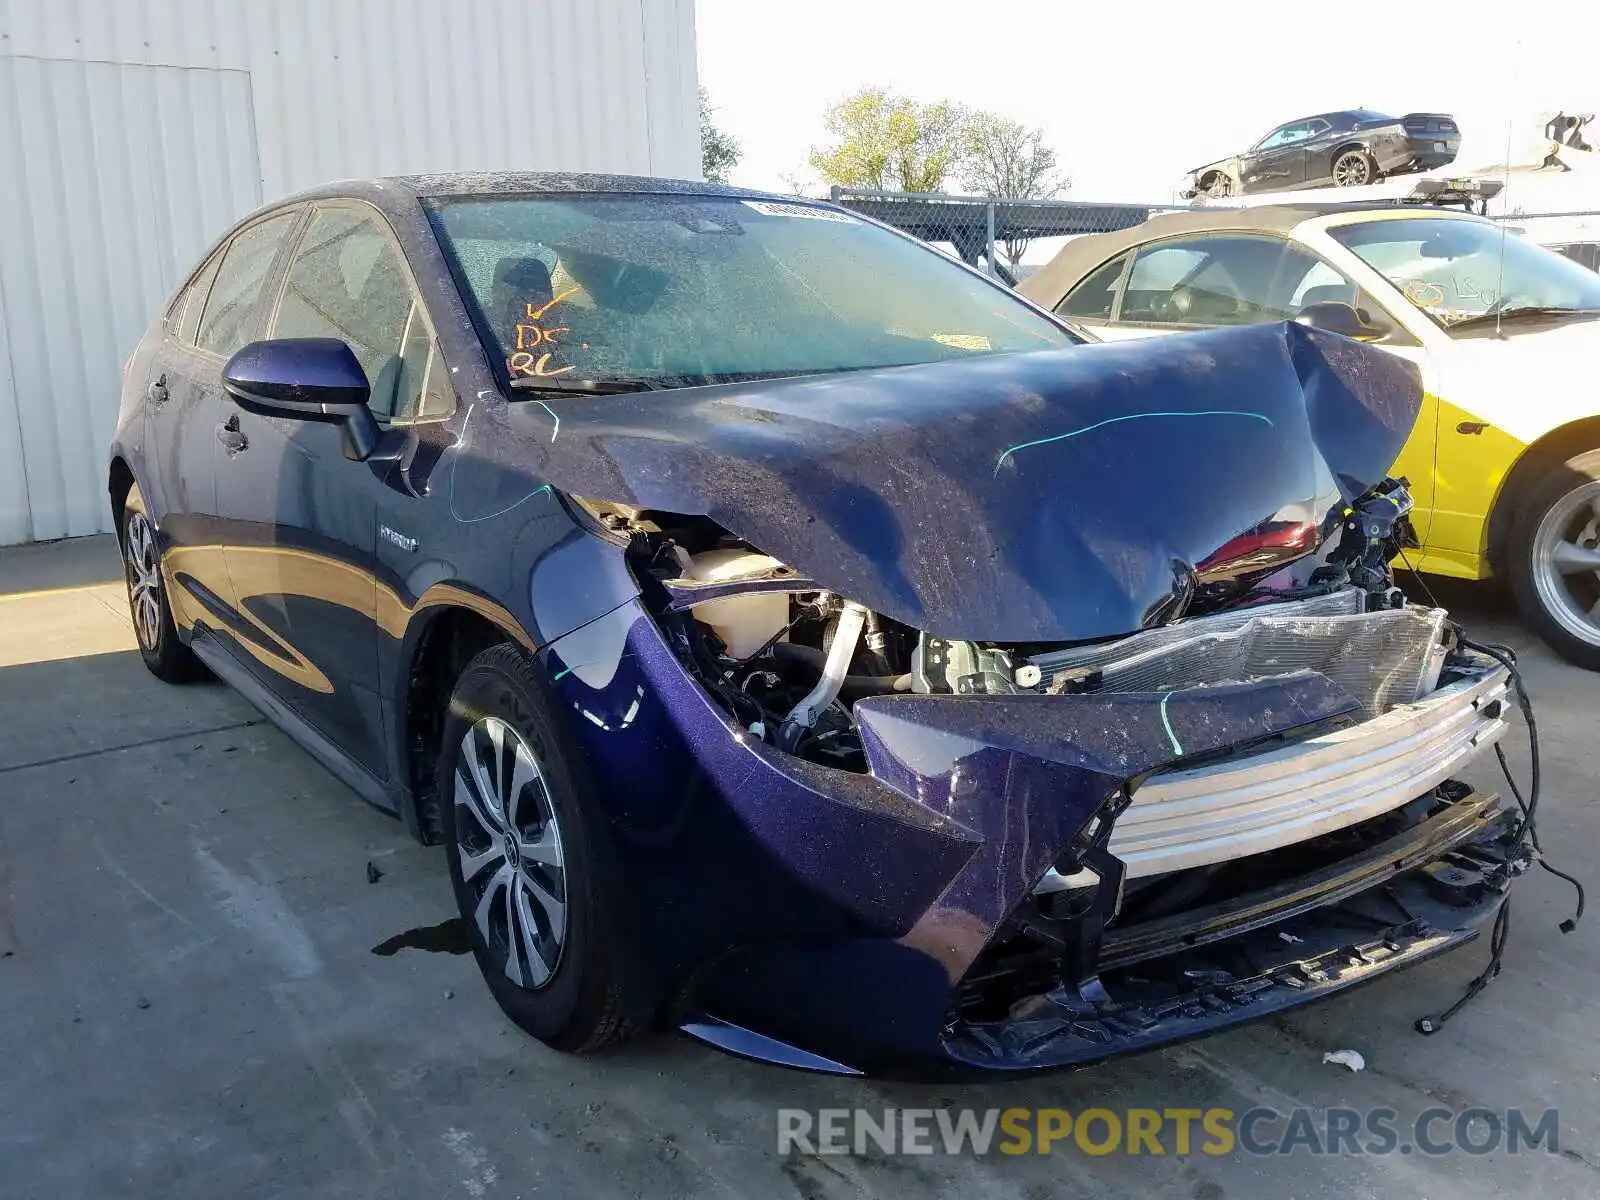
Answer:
[1329,217,1600,330]
[427,194,1074,387]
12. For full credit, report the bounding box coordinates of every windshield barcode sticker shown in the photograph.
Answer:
[741,200,858,223]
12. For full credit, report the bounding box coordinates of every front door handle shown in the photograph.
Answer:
[216,414,248,455]
[147,374,169,406]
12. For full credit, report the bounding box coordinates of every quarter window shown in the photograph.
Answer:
[196,213,298,356]
[173,250,224,345]
[1057,253,1128,320]
[272,206,450,422]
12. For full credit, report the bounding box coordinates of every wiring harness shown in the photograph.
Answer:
[1412,632,1586,1034]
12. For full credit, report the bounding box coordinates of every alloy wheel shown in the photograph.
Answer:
[453,716,568,989]
[124,511,164,652]
[1531,479,1600,648]
[1333,152,1372,186]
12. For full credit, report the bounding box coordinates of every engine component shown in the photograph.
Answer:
[684,549,790,657]
[911,635,1020,695]
[770,643,912,697]
[778,601,868,749]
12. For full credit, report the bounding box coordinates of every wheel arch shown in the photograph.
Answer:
[395,594,532,844]
[1330,140,1374,164]
[1486,416,1600,576]
[108,457,135,546]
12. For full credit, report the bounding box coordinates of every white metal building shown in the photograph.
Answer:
[0,0,701,545]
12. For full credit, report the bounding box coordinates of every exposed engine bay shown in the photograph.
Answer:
[531,323,1584,1071]
[585,477,1447,775]
[570,479,1572,1060]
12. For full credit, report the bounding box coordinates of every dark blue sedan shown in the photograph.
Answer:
[110,173,1526,1075]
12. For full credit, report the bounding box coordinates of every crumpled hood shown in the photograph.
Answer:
[514,322,1421,643]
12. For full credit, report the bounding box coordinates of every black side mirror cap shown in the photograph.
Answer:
[1293,300,1389,343]
[222,338,381,460]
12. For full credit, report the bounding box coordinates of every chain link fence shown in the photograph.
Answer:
[829,187,1182,285]
[829,186,1600,282]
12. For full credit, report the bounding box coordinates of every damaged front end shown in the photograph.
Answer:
[561,477,1521,1074]
[531,325,1531,1073]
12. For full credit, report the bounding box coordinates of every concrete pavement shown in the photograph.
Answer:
[1,536,1596,1198]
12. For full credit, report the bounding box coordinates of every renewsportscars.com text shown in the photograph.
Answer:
[777,1106,1561,1158]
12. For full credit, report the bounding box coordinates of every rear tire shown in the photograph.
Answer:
[121,483,207,683]
[438,643,653,1051]
[1507,447,1600,670]
[1332,149,1377,186]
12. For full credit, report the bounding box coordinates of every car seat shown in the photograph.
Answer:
[1296,283,1359,311]
[491,256,555,344]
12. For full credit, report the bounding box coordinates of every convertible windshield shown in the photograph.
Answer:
[1329,217,1600,331]
[427,194,1073,386]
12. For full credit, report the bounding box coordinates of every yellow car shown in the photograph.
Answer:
[1021,204,1600,668]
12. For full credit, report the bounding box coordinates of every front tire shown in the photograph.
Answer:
[438,643,652,1051]
[121,484,206,683]
[1507,448,1600,670]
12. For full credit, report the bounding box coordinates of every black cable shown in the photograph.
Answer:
[1413,633,1584,1034]
[1416,899,1511,1034]
[1396,545,1443,608]
[1458,634,1584,932]
[735,608,805,663]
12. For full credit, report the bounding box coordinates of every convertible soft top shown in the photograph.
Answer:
[1019,204,1382,308]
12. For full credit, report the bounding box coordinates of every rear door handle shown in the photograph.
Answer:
[147,375,168,406]
[216,415,248,455]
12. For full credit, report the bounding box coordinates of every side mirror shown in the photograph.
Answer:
[1293,300,1389,343]
[222,338,382,461]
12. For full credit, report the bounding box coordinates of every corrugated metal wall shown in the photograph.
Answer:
[0,57,262,541]
[0,0,701,545]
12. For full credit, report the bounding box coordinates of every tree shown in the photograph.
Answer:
[807,88,968,194]
[958,114,1069,269]
[700,88,741,183]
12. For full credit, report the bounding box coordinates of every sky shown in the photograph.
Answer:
[695,0,1600,203]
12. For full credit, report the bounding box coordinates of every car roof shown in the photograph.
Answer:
[1019,203,1484,305]
[1278,110,1390,127]
[270,171,788,210]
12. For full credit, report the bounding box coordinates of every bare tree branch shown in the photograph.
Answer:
[958,115,1069,268]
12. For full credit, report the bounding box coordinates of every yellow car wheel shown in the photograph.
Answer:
[1508,447,1600,670]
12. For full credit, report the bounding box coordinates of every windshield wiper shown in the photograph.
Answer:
[1446,306,1600,330]
[508,375,660,395]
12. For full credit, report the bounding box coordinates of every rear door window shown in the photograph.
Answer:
[196,212,299,356]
